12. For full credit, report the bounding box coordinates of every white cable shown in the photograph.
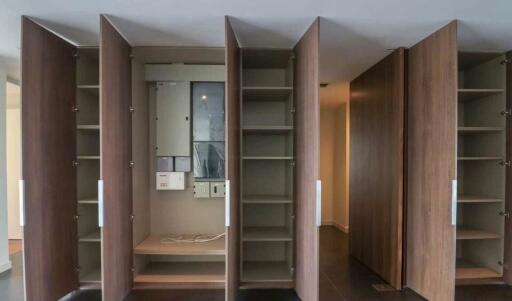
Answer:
[160,232,225,244]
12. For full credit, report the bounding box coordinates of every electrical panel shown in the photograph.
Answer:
[210,182,225,198]
[156,172,185,190]
[194,182,210,198]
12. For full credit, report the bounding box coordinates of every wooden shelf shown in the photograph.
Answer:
[77,125,100,130]
[243,261,292,282]
[456,227,501,240]
[458,127,505,133]
[134,262,225,288]
[134,235,225,256]
[243,195,292,204]
[458,89,504,102]
[458,52,503,71]
[78,198,99,204]
[243,87,292,102]
[456,259,501,280]
[243,156,293,160]
[77,155,101,160]
[81,267,101,284]
[457,157,502,161]
[79,230,101,242]
[243,126,293,134]
[77,85,100,98]
[457,194,503,203]
[243,227,292,242]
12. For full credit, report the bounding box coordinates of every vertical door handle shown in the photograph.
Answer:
[19,180,25,226]
[225,180,230,227]
[98,180,104,227]
[316,180,322,227]
[451,180,457,226]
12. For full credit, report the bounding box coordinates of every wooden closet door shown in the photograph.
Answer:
[406,21,457,301]
[349,48,405,289]
[505,50,512,285]
[21,16,78,301]
[100,15,134,301]
[225,16,241,301]
[294,18,320,301]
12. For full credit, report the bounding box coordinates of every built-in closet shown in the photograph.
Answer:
[407,21,512,301]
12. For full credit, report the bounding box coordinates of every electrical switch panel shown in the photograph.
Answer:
[210,182,225,198]
[194,182,210,198]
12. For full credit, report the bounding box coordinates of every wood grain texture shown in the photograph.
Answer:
[225,16,241,301]
[349,48,405,289]
[406,21,457,301]
[21,16,78,301]
[100,15,133,301]
[294,18,320,301]
[505,50,512,285]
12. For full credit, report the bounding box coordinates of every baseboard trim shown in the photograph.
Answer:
[0,260,12,274]
[322,221,349,233]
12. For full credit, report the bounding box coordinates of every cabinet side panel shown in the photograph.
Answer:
[294,18,320,301]
[406,21,457,301]
[505,50,512,285]
[21,16,78,300]
[100,15,133,300]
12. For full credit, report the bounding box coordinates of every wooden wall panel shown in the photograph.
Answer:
[100,15,133,300]
[406,22,457,301]
[505,50,512,285]
[21,16,78,300]
[225,16,240,301]
[349,48,405,289]
[294,18,320,301]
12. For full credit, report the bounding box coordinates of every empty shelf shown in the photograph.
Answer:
[243,87,292,102]
[456,260,501,280]
[243,156,293,160]
[78,198,99,204]
[458,127,505,133]
[243,227,292,242]
[77,85,100,97]
[77,125,100,130]
[458,52,504,70]
[457,195,503,203]
[134,262,225,288]
[243,195,292,204]
[77,155,100,160]
[458,89,504,102]
[242,49,293,69]
[81,267,101,284]
[457,157,502,161]
[243,261,292,282]
[243,126,293,134]
[456,227,501,240]
[80,230,101,242]
[134,235,225,256]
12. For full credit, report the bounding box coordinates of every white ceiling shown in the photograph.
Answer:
[1,0,512,88]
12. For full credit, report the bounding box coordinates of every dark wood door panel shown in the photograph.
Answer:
[100,15,133,301]
[225,16,241,301]
[294,18,320,301]
[21,16,78,301]
[505,50,512,285]
[349,48,405,289]
[406,21,457,301]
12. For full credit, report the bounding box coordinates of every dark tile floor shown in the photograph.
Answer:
[1,227,511,300]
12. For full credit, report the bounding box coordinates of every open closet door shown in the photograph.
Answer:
[225,16,241,301]
[100,15,133,300]
[21,16,78,300]
[349,48,405,289]
[294,18,320,301]
[406,21,457,301]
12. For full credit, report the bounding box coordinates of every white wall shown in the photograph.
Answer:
[0,62,12,273]
[6,82,20,239]
[320,108,335,224]
[333,103,349,232]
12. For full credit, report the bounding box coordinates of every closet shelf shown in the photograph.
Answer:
[458,89,504,102]
[77,84,100,89]
[457,194,503,203]
[458,127,505,133]
[78,198,99,205]
[243,227,292,242]
[458,52,503,71]
[243,126,294,134]
[77,125,100,130]
[243,261,292,282]
[134,262,225,288]
[79,230,101,242]
[457,157,503,161]
[80,268,101,284]
[243,156,293,160]
[77,85,100,97]
[134,235,225,256]
[242,195,293,204]
[456,259,501,280]
[243,87,292,102]
[456,227,501,240]
[77,155,101,160]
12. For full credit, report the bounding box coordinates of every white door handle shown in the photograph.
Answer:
[98,180,104,227]
[451,180,457,226]
[225,180,230,227]
[316,180,322,227]
[19,180,24,226]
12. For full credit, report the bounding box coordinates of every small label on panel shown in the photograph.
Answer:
[316,180,322,227]
[451,180,457,226]
[98,180,104,228]
[19,180,24,227]
[225,180,230,227]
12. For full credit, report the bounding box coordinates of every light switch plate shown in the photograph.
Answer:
[194,182,210,198]
[210,182,225,198]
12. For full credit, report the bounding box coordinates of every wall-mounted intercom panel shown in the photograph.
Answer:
[156,172,185,190]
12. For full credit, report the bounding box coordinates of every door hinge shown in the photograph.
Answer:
[72,160,80,167]
[129,161,135,168]
[501,110,511,117]
[500,58,511,65]
[73,51,79,59]
[499,211,510,218]
[74,214,80,221]
[130,214,135,222]
[290,161,295,167]
[131,266,136,273]
[129,53,135,59]
[290,266,295,275]
[75,266,81,273]
[499,160,511,167]
[72,106,80,113]
[291,107,296,114]
[129,106,135,113]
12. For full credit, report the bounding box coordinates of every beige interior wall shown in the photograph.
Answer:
[320,108,335,224]
[6,82,20,239]
[333,103,349,232]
